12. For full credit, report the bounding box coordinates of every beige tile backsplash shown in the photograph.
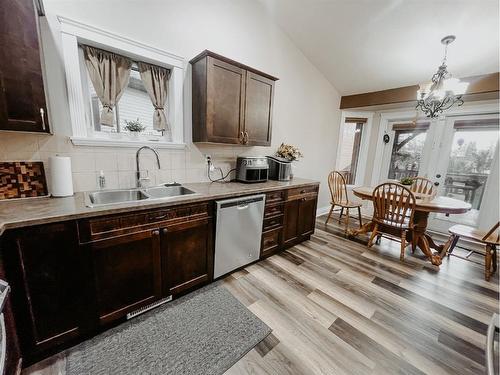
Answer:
[0,132,268,193]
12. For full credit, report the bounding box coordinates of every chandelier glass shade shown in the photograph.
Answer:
[416,35,469,118]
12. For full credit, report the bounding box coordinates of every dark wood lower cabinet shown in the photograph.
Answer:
[283,192,318,248]
[161,217,213,296]
[3,222,83,357]
[88,230,162,325]
[0,184,318,367]
[297,195,317,237]
[283,199,300,247]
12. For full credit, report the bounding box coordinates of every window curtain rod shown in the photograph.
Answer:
[79,44,171,73]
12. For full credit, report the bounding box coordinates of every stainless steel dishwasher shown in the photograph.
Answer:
[214,194,265,278]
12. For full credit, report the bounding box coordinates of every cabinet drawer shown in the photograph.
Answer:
[263,215,282,231]
[287,185,318,199]
[266,190,285,204]
[79,202,211,242]
[261,228,281,257]
[264,203,283,218]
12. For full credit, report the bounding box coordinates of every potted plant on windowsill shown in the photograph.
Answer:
[399,177,415,186]
[275,143,303,179]
[123,118,145,139]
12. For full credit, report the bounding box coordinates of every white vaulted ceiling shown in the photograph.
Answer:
[259,0,499,95]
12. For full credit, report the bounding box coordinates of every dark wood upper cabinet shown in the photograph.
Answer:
[205,57,246,144]
[244,72,275,146]
[88,229,162,325]
[3,222,82,356]
[191,50,277,146]
[161,217,213,296]
[0,0,50,133]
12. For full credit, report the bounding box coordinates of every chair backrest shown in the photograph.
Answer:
[482,222,500,244]
[328,171,348,204]
[372,183,416,228]
[411,177,435,195]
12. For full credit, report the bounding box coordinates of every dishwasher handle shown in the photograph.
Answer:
[218,195,264,209]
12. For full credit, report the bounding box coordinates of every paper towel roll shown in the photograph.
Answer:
[49,156,74,197]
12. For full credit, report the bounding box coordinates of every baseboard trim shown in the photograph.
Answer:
[316,206,331,217]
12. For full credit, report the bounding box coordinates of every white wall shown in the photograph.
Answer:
[0,0,342,209]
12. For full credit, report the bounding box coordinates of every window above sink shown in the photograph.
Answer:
[58,17,186,149]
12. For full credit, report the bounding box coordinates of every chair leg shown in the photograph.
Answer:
[338,207,344,223]
[367,224,379,248]
[411,231,417,254]
[357,206,363,228]
[344,208,350,235]
[400,230,407,261]
[325,204,335,225]
[492,245,497,274]
[485,244,492,281]
[446,235,460,256]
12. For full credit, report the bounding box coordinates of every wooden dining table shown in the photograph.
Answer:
[350,186,472,266]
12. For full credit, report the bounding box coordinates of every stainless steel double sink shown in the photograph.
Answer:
[85,183,197,207]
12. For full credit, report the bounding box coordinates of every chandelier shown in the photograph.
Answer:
[416,35,469,118]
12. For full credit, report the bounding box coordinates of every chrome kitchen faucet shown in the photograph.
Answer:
[136,146,161,187]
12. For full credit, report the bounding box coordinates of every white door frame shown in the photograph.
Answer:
[336,110,374,186]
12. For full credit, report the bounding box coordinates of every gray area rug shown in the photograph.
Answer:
[66,283,271,375]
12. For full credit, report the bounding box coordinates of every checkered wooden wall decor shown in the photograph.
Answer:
[0,161,48,200]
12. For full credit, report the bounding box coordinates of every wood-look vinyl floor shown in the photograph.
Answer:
[23,213,499,375]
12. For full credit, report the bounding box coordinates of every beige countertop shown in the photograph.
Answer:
[0,178,319,236]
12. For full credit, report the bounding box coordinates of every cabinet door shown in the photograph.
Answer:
[244,72,274,146]
[5,222,82,354]
[283,199,300,246]
[162,218,213,296]
[298,195,317,237]
[206,56,245,144]
[261,227,281,258]
[0,0,49,132]
[89,230,162,325]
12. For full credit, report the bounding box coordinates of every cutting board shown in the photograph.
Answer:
[0,161,48,200]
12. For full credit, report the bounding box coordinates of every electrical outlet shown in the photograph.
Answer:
[204,154,215,171]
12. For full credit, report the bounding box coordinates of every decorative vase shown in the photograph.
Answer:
[290,162,295,180]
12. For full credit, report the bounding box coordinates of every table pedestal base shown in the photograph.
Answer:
[348,211,443,266]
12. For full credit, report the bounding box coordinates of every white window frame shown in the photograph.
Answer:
[59,16,186,149]
[335,110,374,186]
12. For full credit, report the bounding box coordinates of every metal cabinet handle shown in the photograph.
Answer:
[244,131,249,144]
[239,131,244,144]
[39,108,46,131]
[151,214,167,221]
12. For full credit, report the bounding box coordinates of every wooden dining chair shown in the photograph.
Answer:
[444,222,499,281]
[325,171,362,234]
[410,177,435,195]
[368,183,416,261]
